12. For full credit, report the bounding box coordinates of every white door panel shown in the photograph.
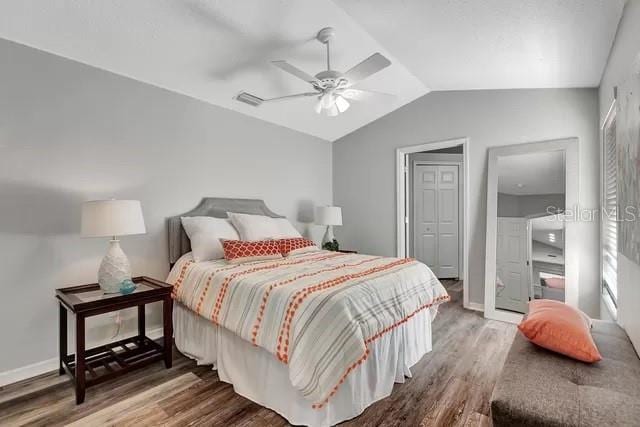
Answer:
[422,190,437,222]
[414,164,459,278]
[439,189,456,222]
[422,170,436,183]
[415,166,438,272]
[495,217,528,313]
[440,169,456,184]
[421,234,437,268]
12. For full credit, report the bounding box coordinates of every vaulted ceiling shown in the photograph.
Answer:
[335,0,625,91]
[0,0,625,141]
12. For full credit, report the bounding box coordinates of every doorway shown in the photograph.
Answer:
[396,138,472,310]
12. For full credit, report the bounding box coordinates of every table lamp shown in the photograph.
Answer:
[81,200,146,293]
[316,206,342,249]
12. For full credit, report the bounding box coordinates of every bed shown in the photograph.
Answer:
[166,198,449,426]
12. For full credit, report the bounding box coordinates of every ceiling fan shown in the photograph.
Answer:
[235,27,393,117]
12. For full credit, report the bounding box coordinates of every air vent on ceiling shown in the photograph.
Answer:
[235,92,264,107]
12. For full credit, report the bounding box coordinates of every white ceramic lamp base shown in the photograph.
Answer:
[98,240,132,293]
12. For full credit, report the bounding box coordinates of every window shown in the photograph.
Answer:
[602,105,617,307]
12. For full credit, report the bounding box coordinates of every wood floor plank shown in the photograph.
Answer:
[65,373,201,426]
[0,371,69,406]
[116,404,170,427]
[463,411,492,427]
[0,280,516,427]
[0,356,209,427]
[419,377,473,427]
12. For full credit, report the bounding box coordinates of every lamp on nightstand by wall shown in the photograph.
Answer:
[81,200,146,293]
[316,206,342,250]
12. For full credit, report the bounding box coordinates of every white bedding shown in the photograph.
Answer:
[174,300,433,426]
[168,251,448,426]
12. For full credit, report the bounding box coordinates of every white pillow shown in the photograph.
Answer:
[181,216,239,262]
[273,218,303,239]
[227,212,302,241]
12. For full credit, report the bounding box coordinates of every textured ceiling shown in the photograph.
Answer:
[0,0,625,141]
[335,0,624,90]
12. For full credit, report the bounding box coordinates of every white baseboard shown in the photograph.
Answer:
[0,358,59,388]
[465,302,485,313]
[0,327,164,387]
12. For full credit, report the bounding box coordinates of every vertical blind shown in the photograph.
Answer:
[603,112,618,304]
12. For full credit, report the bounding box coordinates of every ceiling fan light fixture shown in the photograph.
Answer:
[315,93,344,117]
[320,93,334,109]
[335,95,350,113]
[326,103,339,117]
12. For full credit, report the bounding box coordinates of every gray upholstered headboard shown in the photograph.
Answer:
[168,197,284,265]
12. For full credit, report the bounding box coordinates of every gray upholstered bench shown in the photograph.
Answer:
[491,320,640,426]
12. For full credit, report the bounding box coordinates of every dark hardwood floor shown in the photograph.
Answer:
[0,280,516,426]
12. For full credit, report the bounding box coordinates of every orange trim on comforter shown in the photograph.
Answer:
[311,293,451,409]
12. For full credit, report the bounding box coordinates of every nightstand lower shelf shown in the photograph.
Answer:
[60,336,166,388]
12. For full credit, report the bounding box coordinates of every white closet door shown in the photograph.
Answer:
[437,166,459,278]
[413,164,459,278]
[495,217,528,313]
[414,165,438,274]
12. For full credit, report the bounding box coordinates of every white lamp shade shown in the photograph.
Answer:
[81,200,146,238]
[315,206,342,226]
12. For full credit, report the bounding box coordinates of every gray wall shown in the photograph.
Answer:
[497,193,565,217]
[0,39,332,374]
[599,0,640,352]
[518,193,565,217]
[497,193,521,217]
[333,88,600,315]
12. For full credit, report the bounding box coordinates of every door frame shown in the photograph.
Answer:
[526,217,534,300]
[484,138,579,324]
[396,137,472,310]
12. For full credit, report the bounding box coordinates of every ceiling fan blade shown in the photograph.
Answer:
[338,88,396,101]
[264,92,319,102]
[343,53,391,84]
[271,60,318,84]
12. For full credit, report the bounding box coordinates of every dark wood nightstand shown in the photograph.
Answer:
[55,276,173,404]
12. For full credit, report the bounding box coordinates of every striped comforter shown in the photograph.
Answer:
[167,250,449,408]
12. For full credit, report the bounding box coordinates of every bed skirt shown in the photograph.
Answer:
[173,303,433,427]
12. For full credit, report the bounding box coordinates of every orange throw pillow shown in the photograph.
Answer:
[277,237,318,256]
[518,299,602,363]
[222,239,283,264]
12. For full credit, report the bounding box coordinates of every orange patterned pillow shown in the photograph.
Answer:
[222,239,283,264]
[518,299,601,363]
[277,237,319,256]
